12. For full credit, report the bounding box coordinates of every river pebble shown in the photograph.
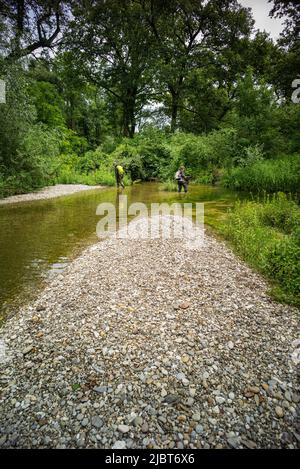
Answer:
[0,216,299,448]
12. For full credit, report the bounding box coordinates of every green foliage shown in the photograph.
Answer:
[29,80,65,127]
[156,129,238,181]
[192,173,214,184]
[109,133,173,181]
[220,193,300,305]
[53,142,132,187]
[1,124,61,196]
[17,124,61,183]
[59,129,89,155]
[0,64,36,174]
[1,6,300,199]
[0,64,64,195]
[160,180,177,192]
[267,231,300,302]
[55,167,116,186]
[223,155,300,193]
[259,193,300,233]
[274,104,300,154]
[233,144,264,167]
[224,68,286,156]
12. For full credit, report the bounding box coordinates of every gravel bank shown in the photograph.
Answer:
[0,184,104,205]
[0,217,299,449]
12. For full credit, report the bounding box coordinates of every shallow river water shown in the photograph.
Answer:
[0,182,244,320]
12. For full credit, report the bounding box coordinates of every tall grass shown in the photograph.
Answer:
[223,156,300,193]
[160,180,178,191]
[55,167,131,187]
[220,193,300,305]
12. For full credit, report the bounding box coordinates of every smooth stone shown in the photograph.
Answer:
[195,424,204,434]
[141,422,149,433]
[164,394,179,404]
[118,425,130,433]
[133,416,143,427]
[91,416,103,429]
[275,406,284,418]
[176,372,186,380]
[227,436,240,449]
[216,396,225,405]
[112,440,126,449]
[93,386,107,393]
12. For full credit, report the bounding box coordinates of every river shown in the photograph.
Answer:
[0,182,243,321]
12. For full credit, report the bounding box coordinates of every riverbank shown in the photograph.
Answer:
[0,184,105,205]
[0,217,299,449]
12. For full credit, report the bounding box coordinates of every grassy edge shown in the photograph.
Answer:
[205,215,300,310]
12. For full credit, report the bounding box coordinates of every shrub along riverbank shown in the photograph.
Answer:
[1,127,299,198]
[219,193,300,306]
[223,156,300,193]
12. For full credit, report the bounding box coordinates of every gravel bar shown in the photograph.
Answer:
[0,217,299,449]
[0,184,104,205]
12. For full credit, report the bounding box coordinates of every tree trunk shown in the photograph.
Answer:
[122,87,137,138]
[170,92,178,133]
[168,84,180,133]
[168,81,182,133]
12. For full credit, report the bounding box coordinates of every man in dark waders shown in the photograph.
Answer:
[175,166,188,193]
[114,162,125,189]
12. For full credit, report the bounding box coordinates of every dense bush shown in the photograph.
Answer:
[54,149,118,186]
[52,130,300,192]
[220,193,300,305]
[267,231,300,301]
[55,167,117,186]
[0,64,36,175]
[223,155,300,193]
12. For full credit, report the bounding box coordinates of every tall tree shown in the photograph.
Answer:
[1,0,69,60]
[142,0,254,132]
[269,0,300,45]
[269,0,300,100]
[67,0,155,138]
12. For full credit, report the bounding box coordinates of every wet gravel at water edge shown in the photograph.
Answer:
[0,184,103,205]
[0,216,299,449]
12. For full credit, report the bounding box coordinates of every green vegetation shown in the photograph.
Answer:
[0,1,299,308]
[0,1,299,197]
[223,156,300,193]
[220,193,300,305]
[160,181,178,192]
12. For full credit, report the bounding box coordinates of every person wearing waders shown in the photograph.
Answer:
[114,162,125,189]
[175,166,188,193]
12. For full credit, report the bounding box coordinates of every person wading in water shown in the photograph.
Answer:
[175,166,189,193]
[114,162,125,189]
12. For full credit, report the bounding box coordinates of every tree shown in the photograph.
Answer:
[225,67,283,156]
[66,0,155,138]
[142,0,254,132]
[269,0,300,45]
[1,0,69,60]
[268,1,300,100]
